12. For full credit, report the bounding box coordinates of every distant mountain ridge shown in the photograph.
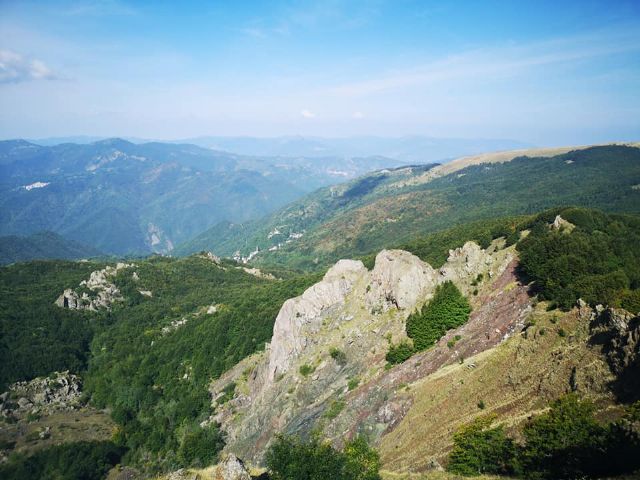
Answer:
[28,135,532,163]
[0,231,102,265]
[0,139,354,255]
[175,144,640,270]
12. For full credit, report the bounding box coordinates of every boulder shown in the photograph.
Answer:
[213,453,252,480]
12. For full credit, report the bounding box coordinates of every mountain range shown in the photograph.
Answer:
[1,139,640,479]
[0,138,405,256]
[176,144,640,270]
[30,135,531,163]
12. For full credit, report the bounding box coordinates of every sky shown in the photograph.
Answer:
[1,0,639,145]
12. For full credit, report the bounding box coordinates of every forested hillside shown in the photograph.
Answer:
[0,231,102,265]
[178,145,640,271]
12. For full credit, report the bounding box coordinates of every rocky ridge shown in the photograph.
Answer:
[208,239,526,464]
[54,262,137,310]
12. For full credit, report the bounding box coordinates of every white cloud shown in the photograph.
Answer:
[352,111,365,119]
[300,109,316,118]
[328,28,640,97]
[0,50,57,84]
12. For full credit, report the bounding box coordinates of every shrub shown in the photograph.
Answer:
[447,394,640,479]
[177,424,225,468]
[348,377,359,391]
[447,414,516,476]
[0,441,125,480]
[266,434,381,480]
[519,394,608,479]
[330,348,347,366]
[299,364,315,377]
[406,281,471,351]
[324,400,346,420]
[386,341,414,364]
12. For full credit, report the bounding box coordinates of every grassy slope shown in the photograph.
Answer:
[378,303,617,474]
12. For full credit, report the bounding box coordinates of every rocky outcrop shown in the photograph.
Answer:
[212,454,252,480]
[208,240,522,465]
[266,259,368,382]
[55,262,136,311]
[550,214,575,232]
[0,371,82,419]
[366,250,437,313]
[590,306,640,400]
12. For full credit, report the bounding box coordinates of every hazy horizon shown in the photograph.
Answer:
[1,0,640,146]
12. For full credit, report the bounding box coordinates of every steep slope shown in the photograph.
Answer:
[204,210,640,477]
[208,238,525,464]
[0,231,102,265]
[177,145,640,269]
[0,139,354,255]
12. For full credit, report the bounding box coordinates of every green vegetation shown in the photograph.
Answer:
[0,231,103,266]
[447,395,640,479]
[191,146,640,271]
[0,260,105,391]
[176,424,225,468]
[348,377,360,391]
[300,364,316,377]
[385,341,415,365]
[265,435,381,480]
[0,441,124,480]
[330,347,347,366]
[83,256,317,470]
[324,400,346,419]
[387,283,470,365]
[448,414,516,476]
[407,281,471,351]
[0,255,319,472]
[518,208,640,310]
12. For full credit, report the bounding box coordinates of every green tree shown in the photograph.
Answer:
[265,435,381,480]
[447,414,516,476]
[519,394,608,479]
[406,281,471,351]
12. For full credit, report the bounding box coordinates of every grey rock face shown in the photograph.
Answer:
[1,371,82,418]
[213,453,252,480]
[591,307,639,375]
[208,241,517,465]
[366,249,437,313]
[266,259,368,382]
[54,262,136,311]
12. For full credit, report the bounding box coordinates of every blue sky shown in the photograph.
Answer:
[1,0,639,145]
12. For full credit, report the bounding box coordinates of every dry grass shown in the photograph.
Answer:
[0,407,115,458]
[379,303,616,473]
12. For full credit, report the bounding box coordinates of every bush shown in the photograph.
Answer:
[299,364,315,377]
[266,435,381,480]
[517,208,640,310]
[177,424,225,468]
[386,341,414,364]
[0,441,125,480]
[406,281,471,351]
[448,395,640,479]
[324,400,346,420]
[447,414,516,476]
[519,394,609,479]
[330,348,347,366]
